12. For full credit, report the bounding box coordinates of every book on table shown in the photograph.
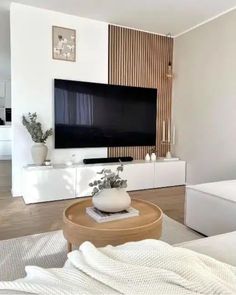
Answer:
[86,206,139,223]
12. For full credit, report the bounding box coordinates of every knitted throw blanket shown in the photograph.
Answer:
[0,239,236,294]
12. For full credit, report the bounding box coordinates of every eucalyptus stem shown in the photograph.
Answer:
[22,112,53,143]
[89,163,127,196]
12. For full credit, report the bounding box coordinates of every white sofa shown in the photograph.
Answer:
[185,180,236,236]
[179,231,236,266]
[0,231,236,294]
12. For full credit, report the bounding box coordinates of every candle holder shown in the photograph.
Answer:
[161,120,176,159]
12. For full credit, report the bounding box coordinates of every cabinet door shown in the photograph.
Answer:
[154,161,186,188]
[23,168,76,204]
[0,127,11,159]
[0,141,11,158]
[122,162,154,191]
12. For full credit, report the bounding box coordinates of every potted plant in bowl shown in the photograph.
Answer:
[89,163,131,212]
[22,112,53,165]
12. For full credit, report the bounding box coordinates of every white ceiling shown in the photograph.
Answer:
[1,0,236,36]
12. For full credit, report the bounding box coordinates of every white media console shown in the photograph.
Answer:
[22,159,186,204]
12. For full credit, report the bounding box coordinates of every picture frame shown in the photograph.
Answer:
[52,26,76,62]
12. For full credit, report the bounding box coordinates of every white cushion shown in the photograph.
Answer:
[187,179,236,202]
[176,231,236,266]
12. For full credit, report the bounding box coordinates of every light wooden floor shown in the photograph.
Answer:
[0,186,185,240]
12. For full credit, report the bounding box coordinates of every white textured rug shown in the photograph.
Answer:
[0,215,203,281]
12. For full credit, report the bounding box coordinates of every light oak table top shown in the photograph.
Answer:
[63,198,163,252]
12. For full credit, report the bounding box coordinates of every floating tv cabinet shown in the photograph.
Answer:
[22,159,186,204]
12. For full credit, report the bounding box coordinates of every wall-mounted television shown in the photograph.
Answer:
[54,79,157,148]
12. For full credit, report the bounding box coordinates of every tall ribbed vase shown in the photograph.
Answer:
[31,143,48,165]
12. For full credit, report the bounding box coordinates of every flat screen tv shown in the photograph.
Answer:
[54,79,157,148]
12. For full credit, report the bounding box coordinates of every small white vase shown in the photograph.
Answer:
[145,153,151,161]
[165,151,172,159]
[92,188,131,213]
[151,153,157,161]
[31,143,48,165]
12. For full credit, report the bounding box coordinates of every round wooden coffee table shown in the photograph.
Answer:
[63,198,163,252]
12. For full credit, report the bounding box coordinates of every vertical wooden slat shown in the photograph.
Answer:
[108,25,173,159]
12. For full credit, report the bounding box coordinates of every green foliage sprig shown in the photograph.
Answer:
[150,147,156,154]
[89,163,127,196]
[22,112,53,143]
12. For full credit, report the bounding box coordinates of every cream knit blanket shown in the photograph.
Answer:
[0,239,236,294]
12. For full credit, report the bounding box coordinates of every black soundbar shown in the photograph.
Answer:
[83,156,133,164]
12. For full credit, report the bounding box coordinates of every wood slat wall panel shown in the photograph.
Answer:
[108,25,173,158]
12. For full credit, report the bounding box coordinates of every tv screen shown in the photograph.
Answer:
[54,79,157,148]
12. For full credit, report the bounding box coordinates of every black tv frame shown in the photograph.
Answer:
[54,79,157,149]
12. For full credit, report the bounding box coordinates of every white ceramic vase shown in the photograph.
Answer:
[92,188,131,213]
[31,143,48,165]
[165,151,172,159]
[151,153,157,161]
[145,153,151,161]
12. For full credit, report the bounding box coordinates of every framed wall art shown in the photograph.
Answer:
[52,26,76,62]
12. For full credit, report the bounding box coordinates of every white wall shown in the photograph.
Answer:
[11,3,108,196]
[173,9,236,185]
[0,9,10,80]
